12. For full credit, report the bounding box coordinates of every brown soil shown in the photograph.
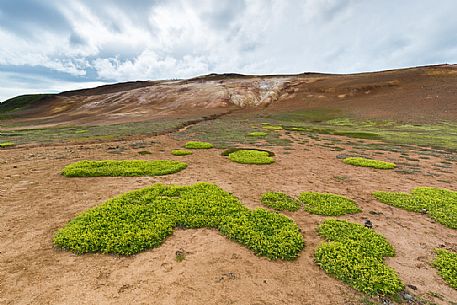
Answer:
[1,132,456,305]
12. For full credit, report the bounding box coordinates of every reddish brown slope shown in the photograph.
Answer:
[2,64,457,128]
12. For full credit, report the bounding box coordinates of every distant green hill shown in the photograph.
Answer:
[0,94,54,118]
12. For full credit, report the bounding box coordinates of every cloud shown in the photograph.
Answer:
[0,0,456,101]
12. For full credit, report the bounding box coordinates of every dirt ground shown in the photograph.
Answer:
[1,132,457,305]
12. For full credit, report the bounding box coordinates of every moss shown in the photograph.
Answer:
[262,125,283,130]
[184,141,214,149]
[62,160,187,177]
[54,183,304,259]
[228,149,274,164]
[315,220,403,296]
[433,248,457,289]
[373,187,457,229]
[299,192,361,216]
[247,131,268,137]
[261,192,300,211]
[343,157,396,169]
[0,141,15,148]
[221,147,275,157]
[171,149,193,156]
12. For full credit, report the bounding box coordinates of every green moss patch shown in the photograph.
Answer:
[343,157,396,169]
[262,125,283,131]
[62,160,187,177]
[247,131,268,137]
[184,141,214,149]
[228,149,274,165]
[0,141,15,148]
[433,248,457,289]
[171,149,193,156]
[373,187,457,229]
[261,192,301,211]
[54,182,304,259]
[299,192,361,216]
[315,219,403,296]
[221,147,275,157]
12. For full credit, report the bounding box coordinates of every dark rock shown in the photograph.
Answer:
[364,219,373,229]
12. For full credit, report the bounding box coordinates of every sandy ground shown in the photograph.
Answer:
[1,133,457,305]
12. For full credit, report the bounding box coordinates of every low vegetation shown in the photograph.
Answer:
[262,124,283,130]
[0,141,15,148]
[54,183,304,260]
[228,149,274,164]
[299,192,361,216]
[221,147,275,156]
[261,192,301,211]
[247,131,268,137]
[343,157,396,169]
[373,187,457,229]
[184,141,214,149]
[62,160,187,177]
[433,248,457,289]
[315,219,403,296]
[171,149,193,156]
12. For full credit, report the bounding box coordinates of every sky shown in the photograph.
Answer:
[0,0,456,102]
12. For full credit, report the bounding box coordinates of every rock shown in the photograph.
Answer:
[407,284,418,290]
[402,293,414,301]
[364,219,373,229]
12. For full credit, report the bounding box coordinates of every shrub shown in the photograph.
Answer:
[315,219,403,296]
[171,149,193,156]
[228,149,274,165]
[433,248,457,289]
[299,192,361,216]
[184,141,214,149]
[261,192,301,211]
[0,141,15,148]
[343,157,396,169]
[62,160,187,177]
[247,131,268,137]
[54,183,304,260]
[373,187,457,229]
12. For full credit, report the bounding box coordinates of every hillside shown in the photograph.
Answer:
[1,64,457,129]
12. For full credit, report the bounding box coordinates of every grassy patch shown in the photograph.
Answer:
[228,149,274,164]
[373,187,457,229]
[343,157,396,169]
[247,131,268,137]
[261,192,300,211]
[0,118,192,145]
[171,149,193,156]
[173,116,291,148]
[0,141,15,148]
[265,111,457,150]
[315,219,403,296]
[62,160,187,177]
[433,248,457,289]
[299,192,361,216]
[184,141,214,149]
[54,183,304,259]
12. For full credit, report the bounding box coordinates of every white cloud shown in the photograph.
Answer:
[0,0,456,101]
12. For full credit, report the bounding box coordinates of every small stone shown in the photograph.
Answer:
[364,219,373,229]
[402,293,413,301]
[407,284,417,290]
[420,208,427,214]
